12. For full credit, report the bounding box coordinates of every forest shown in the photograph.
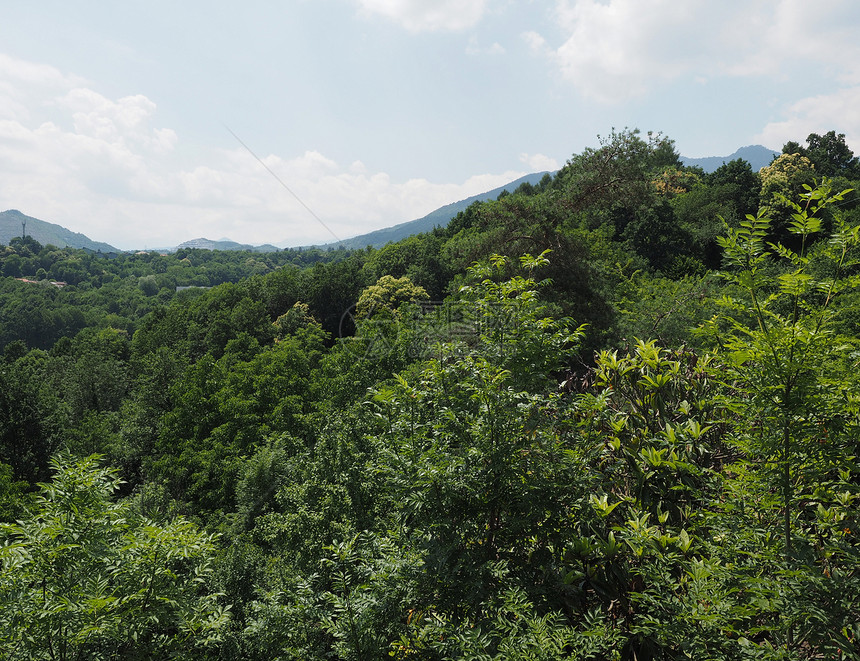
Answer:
[0,128,859,660]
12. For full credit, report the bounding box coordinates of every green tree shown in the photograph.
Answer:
[2,254,22,278]
[758,153,817,245]
[552,128,680,217]
[705,158,762,216]
[783,130,860,178]
[138,275,159,296]
[355,275,428,320]
[273,301,319,339]
[148,324,325,518]
[670,158,762,269]
[0,454,229,660]
[0,350,63,483]
[706,178,860,654]
[714,180,857,549]
[0,462,28,522]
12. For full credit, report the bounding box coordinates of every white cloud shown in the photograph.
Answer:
[521,30,549,55]
[466,36,505,56]
[0,53,87,123]
[59,89,177,152]
[717,0,860,82]
[530,0,860,103]
[519,152,558,171]
[550,0,700,102]
[230,153,526,246]
[755,87,860,152]
[0,52,526,249]
[355,0,490,32]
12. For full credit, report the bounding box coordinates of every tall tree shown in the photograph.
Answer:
[0,455,229,659]
[784,130,860,178]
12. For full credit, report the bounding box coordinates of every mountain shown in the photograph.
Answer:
[681,145,779,173]
[176,237,281,252]
[0,209,119,252]
[3,147,779,255]
[300,171,552,250]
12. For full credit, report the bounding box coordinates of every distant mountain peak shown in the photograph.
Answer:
[681,145,779,173]
[176,237,280,253]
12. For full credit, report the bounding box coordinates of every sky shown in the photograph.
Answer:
[1,0,860,250]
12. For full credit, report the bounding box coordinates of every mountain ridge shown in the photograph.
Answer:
[681,144,779,173]
[2,146,781,253]
[297,171,552,251]
[176,237,281,252]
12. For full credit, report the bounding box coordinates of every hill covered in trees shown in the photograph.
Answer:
[0,209,119,252]
[0,128,859,660]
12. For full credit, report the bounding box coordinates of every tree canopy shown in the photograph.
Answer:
[1,127,859,659]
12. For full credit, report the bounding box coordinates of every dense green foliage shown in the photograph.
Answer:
[1,128,859,659]
[0,454,228,660]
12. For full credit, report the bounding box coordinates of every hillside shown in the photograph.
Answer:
[301,171,552,250]
[0,209,118,252]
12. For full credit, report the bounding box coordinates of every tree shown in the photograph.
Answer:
[0,350,62,484]
[704,158,761,215]
[783,130,860,178]
[352,255,595,654]
[0,454,229,659]
[138,275,159,296]
[2,254,23,278]
[355,275,428,320]
[273,301,320,339]
[758,152,818,246]
[620,200,691,270]
[552,128,681,217]
[706,179,860,654]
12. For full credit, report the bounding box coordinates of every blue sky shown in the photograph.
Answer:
[1,0,859,249]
